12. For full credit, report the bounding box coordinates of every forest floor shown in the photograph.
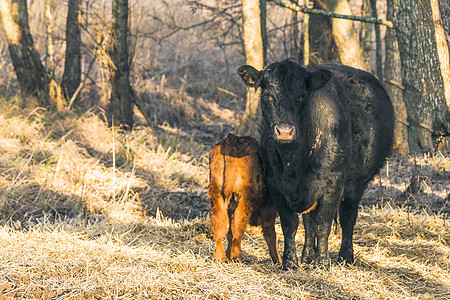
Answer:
[0,89,448,299]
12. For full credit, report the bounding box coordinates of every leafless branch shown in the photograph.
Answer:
[271,0,394,28]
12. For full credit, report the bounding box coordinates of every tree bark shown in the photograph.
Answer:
[260,0,267,66]
[430,0,450,110]
[385,0,408,154]
[310,0,337,64]
[291,0,300,62]
[303,0,310,65]
[0,0,48,106]
[370,0,382,80]
[359,0,371,70]
[238,0,264,138]
[109,0,134,129]
[395,0,449,151]
[62,0,82,101]
[327,0,366,70]
[45,0,64,111]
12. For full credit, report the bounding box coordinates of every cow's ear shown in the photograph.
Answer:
[306,69,332,91]
[238,65,261,88]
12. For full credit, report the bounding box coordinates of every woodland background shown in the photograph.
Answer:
[0,0,448,298]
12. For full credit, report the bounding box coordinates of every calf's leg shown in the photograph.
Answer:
[228,197,252,262]
[210,196,229,262]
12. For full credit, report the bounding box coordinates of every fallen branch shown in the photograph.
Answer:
[269,0,394,28]
[384,78,405,90]
[66,55,97,111]
[216,87,238,98]
[130,88,153,127]
[397,119,434,133]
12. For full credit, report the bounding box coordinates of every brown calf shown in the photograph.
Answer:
[209,133,281,264]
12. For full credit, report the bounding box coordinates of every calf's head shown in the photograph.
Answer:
[238,60,331,143]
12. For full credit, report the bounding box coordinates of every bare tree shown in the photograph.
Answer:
[0,0,48,106]
[238,0,264,138]
[303,0,310,66]
[384,0,408,154]
[260,0,267,65]
[62,0,82,102]
[45,0,64,110]
[359,0,371,69]
[109,0,134,129]
[326,0,366,70]
[395,0,449,151]
[309,1,337,64]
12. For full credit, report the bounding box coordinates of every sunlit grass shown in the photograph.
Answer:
[0,99,448,299]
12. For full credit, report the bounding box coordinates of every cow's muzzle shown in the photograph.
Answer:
[274,123,296,142]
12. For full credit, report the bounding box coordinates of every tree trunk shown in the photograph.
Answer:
[291,1,300,62]
[310,1,338,64]
[303,0,310,66]
[45,0,63,111]
[62,0,82,102]
[0,0,48,106]
[370,0,383,80]
[260,0,267,66]
[238,0,264,139]
[395,0,449,151]
[109,0,134,129]
[431,0,450,150]
[359,0,371,70]
[385,0,408,154]
[327,0,366,70]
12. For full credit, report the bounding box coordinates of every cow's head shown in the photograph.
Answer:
[238,60,331,143]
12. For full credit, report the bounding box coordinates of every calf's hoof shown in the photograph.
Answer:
[213,250,226,263]
[228,256,241,263]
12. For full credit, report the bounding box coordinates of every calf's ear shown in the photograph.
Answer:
[238,65,261,88]
[306,69,332,91]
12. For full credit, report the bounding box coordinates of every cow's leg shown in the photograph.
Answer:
[259,204,281,264]
[278,206,299,270]
[210,196,229,262]
[314,211,334,269]
[313,181,343,269]
[229,197,252,262]
[338,197,359,264]
[301,213,316,265]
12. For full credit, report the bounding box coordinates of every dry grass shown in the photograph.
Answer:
[0,0,448,298]
[0,96,449,299]
[0,207,448,299]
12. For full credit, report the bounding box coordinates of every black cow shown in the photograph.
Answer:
[238,60,394,270]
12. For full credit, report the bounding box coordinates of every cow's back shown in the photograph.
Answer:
[314,63,394,191]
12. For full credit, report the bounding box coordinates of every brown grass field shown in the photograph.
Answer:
[0,0,449,299]
[0,89,448,299]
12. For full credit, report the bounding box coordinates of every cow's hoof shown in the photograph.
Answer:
[281,260,298,271]
[338,249,354,265]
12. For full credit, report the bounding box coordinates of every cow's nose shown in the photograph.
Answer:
[274,124,296,142]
